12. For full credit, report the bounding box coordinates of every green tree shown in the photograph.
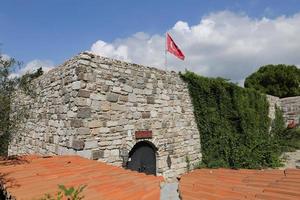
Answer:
[0,54,17,156]
[244,64,300,98]
[0,53,44,156]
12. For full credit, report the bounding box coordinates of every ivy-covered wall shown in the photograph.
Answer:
[181,71,281,169]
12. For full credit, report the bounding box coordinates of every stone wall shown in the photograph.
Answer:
[266,95,281,122]
[280,96,300,126]
[9,52,201,180]
[267,95,300,126]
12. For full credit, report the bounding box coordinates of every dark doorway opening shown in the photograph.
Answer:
[126,141,156,175]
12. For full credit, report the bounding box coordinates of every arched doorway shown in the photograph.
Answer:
[126,141,156,175]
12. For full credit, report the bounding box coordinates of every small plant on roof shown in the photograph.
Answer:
[40,184,87,200]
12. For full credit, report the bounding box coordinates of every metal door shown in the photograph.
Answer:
[127,142,156,175]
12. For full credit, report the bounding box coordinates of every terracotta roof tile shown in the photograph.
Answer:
[179,168,300,200]
[0,155,163,199]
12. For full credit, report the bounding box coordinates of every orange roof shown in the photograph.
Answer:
[179,168,300,200]
[0,155,163,200]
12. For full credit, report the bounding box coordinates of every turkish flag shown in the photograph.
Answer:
[166,33,185,60]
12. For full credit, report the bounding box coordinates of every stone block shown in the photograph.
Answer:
[133,112,141,119]
[77,150,92,159]
[142,111,151,119]
[107,121,118,127]
[77,127,90,135]
[90,93,103,100]
[99,127,110,133]
[112,86,122,94]
[75,98,88,107]
[128,94,137,103]
[91,100,101,111]
[119,95,128,102]
[78,90,90,98]
[100,102,110,111]
[72,81,81,90]
[53,135,59,143]
[85,73,96,82]
[88,120,103,128]
[150,110,158,117]
[77,107,91,118]
[67,111,76,118]
[111,149,119,157]
[64,94,71,103]
[101,85,110,92]
[91,150,104,160]
[78,59,90,66]
[147,96,155,104]
[48,135,54,144]
[72,139,85,150]
[123,85,133,93]
[106,93,119,102]
[111,104,125,111]
[70,119,83,128]
[85,140,98,149]
[124,124,134,130]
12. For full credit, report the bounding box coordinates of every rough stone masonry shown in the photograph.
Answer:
[267,95,300,126]
[9,52,201,180]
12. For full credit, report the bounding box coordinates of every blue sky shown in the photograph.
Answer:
[1,0,300,83]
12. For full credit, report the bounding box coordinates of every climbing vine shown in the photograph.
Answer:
[181,71,282,169]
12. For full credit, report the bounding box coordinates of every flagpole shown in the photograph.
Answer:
[165,32,167,71]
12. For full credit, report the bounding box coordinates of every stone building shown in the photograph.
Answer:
[267,95,300,127]
[9,52,201,180]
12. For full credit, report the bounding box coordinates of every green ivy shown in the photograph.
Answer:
[181,71,282,169]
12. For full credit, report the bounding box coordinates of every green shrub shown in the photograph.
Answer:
[276,128,300,152]
[40,184,87,200]
[181,71,282,169]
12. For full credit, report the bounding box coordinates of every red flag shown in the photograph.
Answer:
[166,33,185,60]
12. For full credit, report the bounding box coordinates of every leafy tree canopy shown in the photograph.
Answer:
[244,64,300,98]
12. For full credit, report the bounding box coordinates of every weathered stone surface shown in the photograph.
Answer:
[147,96,155,104]
[119,95,128,102]
[90,93,103,101]
[123,85,133,93]
[72,139,85,150]
[88,120,103,128]
[77,150,92,159]
[100,101,110,111]
[107,121,118,127]
[77,107,91,118]
[77,127,90,135]
[91,150,104,160]
[85,140,98,149]
[142,112,151,119]
[101,85,109,92]
[106,93,119,102]
[99,127,110,133]
[75,97,89,107]
[91,100,101,111]
[78,90,90,98]
[9,52,203,181]
[70,119,83,128]
[128,94,137,102]
[72,81,81,90]
[267,95,300,126]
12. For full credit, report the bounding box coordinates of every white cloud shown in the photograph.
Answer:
[9,59,54,78]
[90,11,300,86]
